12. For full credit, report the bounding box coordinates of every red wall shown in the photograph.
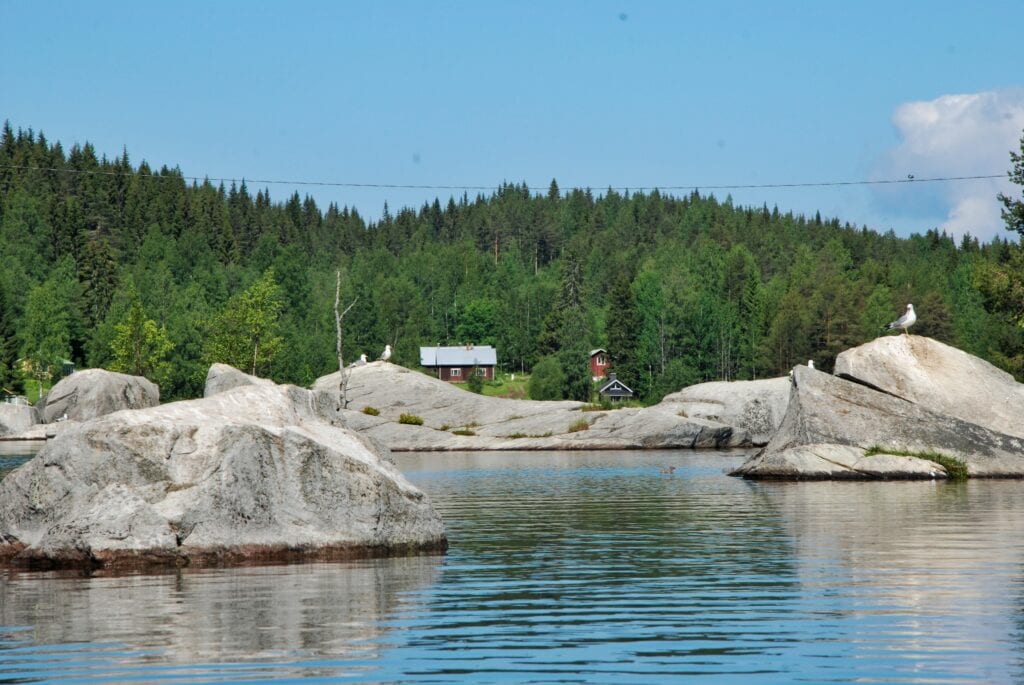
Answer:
[438,366,495,382]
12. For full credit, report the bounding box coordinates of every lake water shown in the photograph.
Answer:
[1,446,1023,683]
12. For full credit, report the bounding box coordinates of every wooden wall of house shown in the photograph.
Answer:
[438,366,495,382]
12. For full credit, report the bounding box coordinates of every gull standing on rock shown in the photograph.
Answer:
[885,304,916,335]
[380,345,392,362]
[807,360,815,370]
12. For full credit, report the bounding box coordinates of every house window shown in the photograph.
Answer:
[450,368,462,377]
[596,355,606,366]
[476,367,486,377]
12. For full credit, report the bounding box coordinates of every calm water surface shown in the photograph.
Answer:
[1,446,1023,683]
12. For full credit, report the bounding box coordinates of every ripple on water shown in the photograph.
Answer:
[1,449,1023,684]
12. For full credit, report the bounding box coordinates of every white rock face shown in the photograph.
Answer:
[660,377,790,445]
[311,363,749,450]
[43,369,160,424]
[834,335,1024,439]
[0,404,39,437]
[0,376,446,571]
[204,363,278,397]
[732,362,1024,479]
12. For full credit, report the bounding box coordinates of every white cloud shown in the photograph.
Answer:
[876,88,1024,241]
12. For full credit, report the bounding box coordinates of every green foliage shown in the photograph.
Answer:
[451,428,476,436]
[528,355,564,400]
[466,365,484,394]
[203,268,283,376]
[108,283,174,383]
[18,256,77,394]
[558,346,592,402]
[864,445,968,480]
[398,413,424,425]
[362,406,380,416]
[456,299,500,347]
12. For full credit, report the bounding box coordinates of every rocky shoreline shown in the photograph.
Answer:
[3,333,1023,571]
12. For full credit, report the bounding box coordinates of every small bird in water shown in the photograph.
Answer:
[660,465,676,474]
[885,304,916,335]
[380,344,392,362]
[807,360,815,370]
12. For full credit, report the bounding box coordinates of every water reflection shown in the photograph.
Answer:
[1,449,1022,683]
[0,555,442,682]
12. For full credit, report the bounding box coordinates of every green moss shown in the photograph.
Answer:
[452,428,476,436]
[398,413,424,425]
[864,445,969,480]
[361,406,380,416]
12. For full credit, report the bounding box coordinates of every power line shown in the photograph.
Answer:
[0,163,1007,193]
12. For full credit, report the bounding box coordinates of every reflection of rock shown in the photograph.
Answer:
[760,479,1024,625]
[0,404,39,437]
[660,377,789,445]
[312,363,749,450]
[0,554,442,665]
[0,373,446,571]
[733,337,1024,479]
[43,369,160,424]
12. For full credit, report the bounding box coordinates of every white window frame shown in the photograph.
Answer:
[450,368,462,377]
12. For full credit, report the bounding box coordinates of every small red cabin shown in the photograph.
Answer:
[420,344,497,382]
[590,348,609,381]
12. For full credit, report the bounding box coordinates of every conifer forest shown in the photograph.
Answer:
[2,122,1024,402]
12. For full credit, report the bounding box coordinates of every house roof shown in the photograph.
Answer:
[420,345,497,367]
[589,348,606,357]
[598,375,634,395]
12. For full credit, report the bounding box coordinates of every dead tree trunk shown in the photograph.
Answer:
[334,269,358,409]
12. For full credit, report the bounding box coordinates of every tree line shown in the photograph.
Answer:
[1,121,1023,403]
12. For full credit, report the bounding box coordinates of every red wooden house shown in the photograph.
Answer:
[420,344,497,381]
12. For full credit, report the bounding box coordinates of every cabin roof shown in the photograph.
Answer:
[420,345,497,367]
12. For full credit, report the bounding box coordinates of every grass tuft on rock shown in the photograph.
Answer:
[568,418,590,433]
[864,446,969,480]
[362,406,380,416]
[399,413,424,425]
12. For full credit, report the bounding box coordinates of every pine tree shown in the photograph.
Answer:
[0,280,17,392]
[606,271,642,395]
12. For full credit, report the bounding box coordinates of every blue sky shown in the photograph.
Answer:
[3,1,1024,241]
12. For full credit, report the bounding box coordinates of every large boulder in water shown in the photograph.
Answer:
[834,335,1024,439]
[0,371,446,571]
[659,376,790,445]
[0,404,39,437]
[43,369,160,424]
[731,362,1024,480]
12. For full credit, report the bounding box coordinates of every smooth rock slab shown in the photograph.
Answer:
[312,362,749,451]
[0,404,39,437]
[660,376,790,445]
[43,369,160,424]
[0,380,446,571]
[731,366,1024,479]
[835,335,1024,440]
